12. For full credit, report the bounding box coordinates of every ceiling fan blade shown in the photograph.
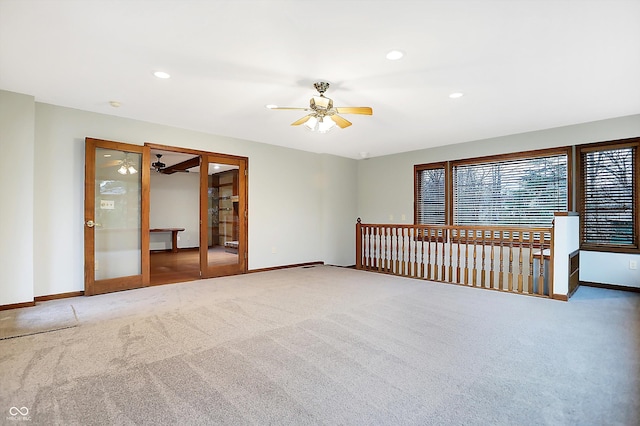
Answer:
[331,114,352,129]
[335,107,373,115]
[291,115,312,126]
[161,156,200,174]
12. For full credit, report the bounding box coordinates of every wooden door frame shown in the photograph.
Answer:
[145,143,248,278]
[200,153,248,278]
[84,138,150,296]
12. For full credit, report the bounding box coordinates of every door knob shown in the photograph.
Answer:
[86,220,101,228]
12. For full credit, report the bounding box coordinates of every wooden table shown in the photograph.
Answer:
[150,228,185,253]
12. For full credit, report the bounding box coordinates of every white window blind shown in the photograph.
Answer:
[581,146,635,246]
[416,166,445,224]
[453,154,567,227]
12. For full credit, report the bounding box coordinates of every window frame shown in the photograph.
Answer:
[576,137,640,253]
[414,147,572,227]
[414,162,448,226]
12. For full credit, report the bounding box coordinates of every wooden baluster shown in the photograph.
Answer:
[401,227,406,276]
[362,226,371,271]
[490,232,495,289]
[528,232,534,294]
[471,230,477,286]
[517,232,524,293]
[537,235,545,296]
[508,231,514,291]
[413,228,419,277]
[456,230,461,283]
[433,229,440,281]
[426,229,432,280]
[480,229,487,287]
[372,227,377,271]
[366,226,370,270]
[499,232,504,290]
[440,229,446,281]
[448,229,453,282]
[464,230,469,285]
[387,227,392,274]
[393,227,399,274]
[420,229,425,278]
[379,227,384,272]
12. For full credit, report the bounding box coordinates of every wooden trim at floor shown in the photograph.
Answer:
[552,294,569,302]
[249,261,324,274]
[580,281,640,293]
[0,301,36,311]
[35,291,85,302]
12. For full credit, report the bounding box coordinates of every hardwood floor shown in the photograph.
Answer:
[150,247,238,286]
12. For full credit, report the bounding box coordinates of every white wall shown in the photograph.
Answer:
[0,91,35,305]
[357,114,640,288]
[150,172,199,250]
[23,99,358,299]
[319,154,358,266]
[580,251,640,289]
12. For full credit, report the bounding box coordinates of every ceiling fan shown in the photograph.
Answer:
[151,153,200,174]
[271,82,372,132]
[151,154,166,172]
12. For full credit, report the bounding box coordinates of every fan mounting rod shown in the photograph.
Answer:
[313,81,330,95]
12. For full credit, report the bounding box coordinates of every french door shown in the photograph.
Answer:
[84,138,150,295]
[200,154,247,278]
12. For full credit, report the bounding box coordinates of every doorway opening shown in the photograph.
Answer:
[147,144,248,286]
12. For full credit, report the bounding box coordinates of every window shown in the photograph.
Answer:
[453,153,568,227]
[578,138,639,251]
[415,148,570,228]
[415,163,446,225]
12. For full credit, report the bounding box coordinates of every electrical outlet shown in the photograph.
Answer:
[401,214,406,221]
[271,247,277,254]
[630,260,637,270]
[389,214,394,221]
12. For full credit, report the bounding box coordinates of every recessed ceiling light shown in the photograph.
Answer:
[386,50,404,60]
[265,104,278,109]
[109,101,121,108]
[153,71,171,79]
[104,154,112,158]
[449,92,464,99]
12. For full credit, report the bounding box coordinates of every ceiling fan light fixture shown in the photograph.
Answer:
[317,116,337,133]
[304,116,319,131]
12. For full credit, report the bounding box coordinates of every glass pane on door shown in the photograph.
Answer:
[207,162,240,268]
[94,148,142,280]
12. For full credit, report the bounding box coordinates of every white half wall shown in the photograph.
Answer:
[0,91,35,305]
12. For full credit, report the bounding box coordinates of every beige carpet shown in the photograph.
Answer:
[1,265,639,425]
[0,303,77,340]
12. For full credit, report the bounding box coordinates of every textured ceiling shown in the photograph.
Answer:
[1,0,639,159]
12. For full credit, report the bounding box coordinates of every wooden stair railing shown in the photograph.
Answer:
[356,219,553,297]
